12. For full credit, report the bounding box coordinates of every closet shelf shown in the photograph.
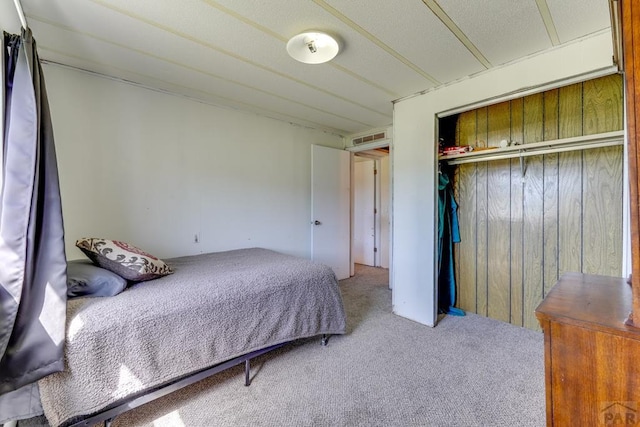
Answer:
[440,130,624,165]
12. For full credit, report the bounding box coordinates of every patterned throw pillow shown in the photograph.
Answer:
[75,238,173,281]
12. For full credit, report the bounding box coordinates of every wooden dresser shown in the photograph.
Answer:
[535,273,640,426]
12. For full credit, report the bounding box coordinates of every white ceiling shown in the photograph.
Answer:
[0,0,613,136]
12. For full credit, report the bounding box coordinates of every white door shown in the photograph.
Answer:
[311,145,350,280]
[379,155,390,269]
[353,158,375,266]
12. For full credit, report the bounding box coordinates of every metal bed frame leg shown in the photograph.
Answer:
[244,359,251,386]
[321,334,329,346]
[104,418,113,427]
[242,336,329,387]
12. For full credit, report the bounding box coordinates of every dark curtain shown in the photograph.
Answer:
[437,169,464,317]
[0,28,67,395]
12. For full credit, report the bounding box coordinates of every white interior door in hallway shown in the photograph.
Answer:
[353,158,375,266]
[353,155,390,269]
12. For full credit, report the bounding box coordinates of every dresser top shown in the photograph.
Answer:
[535,272,640,338]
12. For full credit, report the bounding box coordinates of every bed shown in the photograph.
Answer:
[37,247,347,427]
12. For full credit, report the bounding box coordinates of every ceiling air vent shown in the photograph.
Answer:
[352,131,386,145]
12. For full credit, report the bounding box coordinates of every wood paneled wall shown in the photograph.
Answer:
[451,74,624,330]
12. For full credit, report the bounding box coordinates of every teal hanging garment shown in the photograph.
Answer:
[437,170,465,316]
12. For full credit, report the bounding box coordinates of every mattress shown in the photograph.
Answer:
[38,248,346,426]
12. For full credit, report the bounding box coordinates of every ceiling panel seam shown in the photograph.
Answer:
[40,54,350,136]
[420,0,491,69]
[198,0,401,98]
[328,63,400,98]
[199,0,284,40]
[87,0,390,117]
[29,15,381,128]
[535,0,560,45]
[311,0,441,86]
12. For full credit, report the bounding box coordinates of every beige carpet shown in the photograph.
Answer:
[22,264,546,426]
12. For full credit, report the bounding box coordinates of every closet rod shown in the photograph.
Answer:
[445,138,623,166]
[442,130,625,166]
[13,0,28,30]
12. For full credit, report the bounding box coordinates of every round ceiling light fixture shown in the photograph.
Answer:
[286,31,340,64]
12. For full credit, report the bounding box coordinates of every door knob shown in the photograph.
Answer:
[314,220,322,225]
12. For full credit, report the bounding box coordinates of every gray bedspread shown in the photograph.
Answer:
[38,248,346,426]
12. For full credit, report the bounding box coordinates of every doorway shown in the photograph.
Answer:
[352,147,390,280]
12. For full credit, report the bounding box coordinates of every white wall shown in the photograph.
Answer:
[44,65,343,260]
[392,32,616,326]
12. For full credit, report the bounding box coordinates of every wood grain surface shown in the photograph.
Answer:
[543,90,559,298]
[583,146,623,276]
[522,94,545,330]
[454,109,478,313]
[582,75,623,276]
[510,97,524,326]
[475,107,489,316]
[487,102,512,322]
[449,74,623,330]
[558,83,583,276]
[536,273,640,425]
[455,163,477,313]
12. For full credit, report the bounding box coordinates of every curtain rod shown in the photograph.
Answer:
[13,0,28,30]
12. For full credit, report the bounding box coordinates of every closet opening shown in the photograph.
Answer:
[437,73,625,330]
